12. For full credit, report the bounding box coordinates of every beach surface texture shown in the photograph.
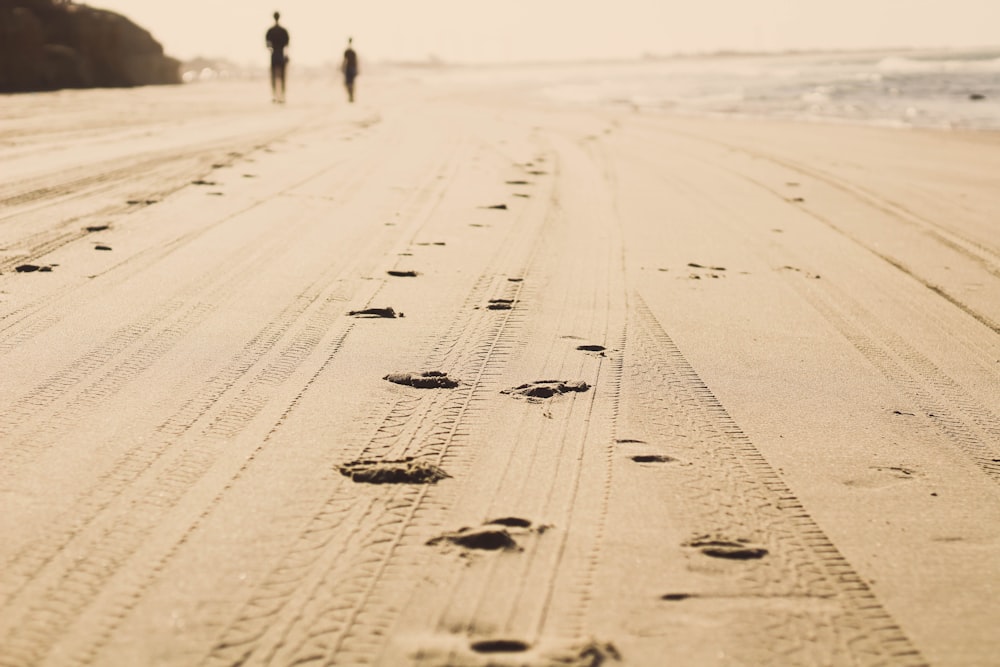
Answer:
[1,76,998,667]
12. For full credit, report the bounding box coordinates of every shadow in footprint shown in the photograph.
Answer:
[349,307,401,318]
[780,265,821,280]
[661,593,695,601]
[85,224,110,233]
[338,457,449,484]
[487,517,533,528]
[191,179,217,186]
[576,344,605,353]
[502,380,589,400]
[428,527,519,551]
[387,270,418,277]
[470,639,530,654]
[631,454,677,464]
[480,204,508,210]
[684,535,768,560]
[688,262,726,271]
[385,371,459,389]
[15,264,53,273]
[94,245,112,251]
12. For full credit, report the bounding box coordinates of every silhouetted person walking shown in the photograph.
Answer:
[342,38,359,103]
[266,12,289,103]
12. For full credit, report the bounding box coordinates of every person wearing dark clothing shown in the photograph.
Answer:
[342,38,359,103]
[265,12,289,103]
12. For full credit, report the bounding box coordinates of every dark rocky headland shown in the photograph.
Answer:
[0,0,180,92]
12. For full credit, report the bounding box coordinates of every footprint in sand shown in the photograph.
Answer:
[191,179,217,186]
[501,380,589,400]
[684,535,768,560]
[428,527,519,551]
[384,371,459,389]
[470,639,531,654]
[631,454,677,464]
[466,639,621,665]
[480,204,508,210]
[15,264,53,273]
[85,224,110,232]
[688,262,726,271]
[427,517,546,552]
[576,344,606,354]
[338,457,449,484]
[94,245,112,251]
[387,269,418,277]
[505,180,532,186]
[844,465,920,489]
[486,298,515,311]
[780,265,821,280]
[349,307,402,318]
[686,263,729,280]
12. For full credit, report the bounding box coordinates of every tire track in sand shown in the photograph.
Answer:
[373,133,626,667]
[609,124,1000,487]
[611,295,925,666]
[0,131,465,667]
[200,141,555,667]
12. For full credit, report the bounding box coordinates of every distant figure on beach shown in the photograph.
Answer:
[265,12,290,103]
[342,38,359,103]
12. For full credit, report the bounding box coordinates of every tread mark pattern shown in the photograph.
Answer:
[0,287,357,667]
[200,145,558,664]
[623,295,925,666]
[784,277,1000,483]
[204,275,527,667]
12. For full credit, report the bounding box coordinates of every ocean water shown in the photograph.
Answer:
[434,49,1000,131]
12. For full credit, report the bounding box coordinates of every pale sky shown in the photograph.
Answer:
[93,0,1000,65]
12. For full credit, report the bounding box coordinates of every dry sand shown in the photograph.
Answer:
[1,76,998,667]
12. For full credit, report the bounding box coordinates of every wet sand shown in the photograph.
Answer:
[1,76,999,666]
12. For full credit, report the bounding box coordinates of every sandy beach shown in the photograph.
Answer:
[1,74,998,666]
